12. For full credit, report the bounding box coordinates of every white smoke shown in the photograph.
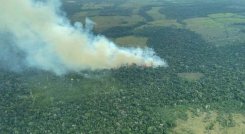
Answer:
[0,0,167,75]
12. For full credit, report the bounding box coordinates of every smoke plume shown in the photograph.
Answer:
[0,0,167,75]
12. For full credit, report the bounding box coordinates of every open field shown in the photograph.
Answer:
[146,7,166,21]
[174,111,245,134]
[114,36,148,48]
[178,72,204,81]
[184,13,245,46]
[90,15,144,32]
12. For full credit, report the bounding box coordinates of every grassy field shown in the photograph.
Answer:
[184,13,245,46]
[146,7,166,20]
[90,15,144,32]
[114,36,148,48]
[174,111,245,134]
[178,72,204,81]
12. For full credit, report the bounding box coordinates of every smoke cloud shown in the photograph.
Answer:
[0,0,167,75]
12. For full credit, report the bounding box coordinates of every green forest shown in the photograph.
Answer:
[1,0,245,133]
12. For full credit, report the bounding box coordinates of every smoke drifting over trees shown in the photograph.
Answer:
[0,0,166,75]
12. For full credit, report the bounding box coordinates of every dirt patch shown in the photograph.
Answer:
[178,72,204,81]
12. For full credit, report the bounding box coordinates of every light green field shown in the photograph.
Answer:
[114,36,148,48]
[147,19,183,28]
[66,0,76,3]
[178,72,204,81]
[174,111,245,134]
[146,7,166,20]
[120,0,160,9]
[143,6,184,29]
[81,3,113,10]
[134,19,183,32]
[184,13,245,46]
[72,13,144,32]
[90,15,144,32]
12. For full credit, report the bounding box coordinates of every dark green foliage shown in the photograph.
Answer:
[0,72,173,133]
[233,23,245,26]
[1,26,244,134]
[0,72,33,133]
[240,29,245,33]
[113,27,245,109]
[137,27,215,71]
